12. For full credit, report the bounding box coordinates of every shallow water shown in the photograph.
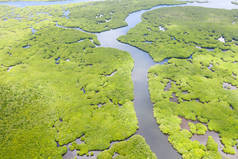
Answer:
[180,112,238,159]
[192,131,238,159]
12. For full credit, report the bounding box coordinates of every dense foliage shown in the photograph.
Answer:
[0,0,176,158]
[98,135,157,159]
[0,23,141,158]
[119,6,238,159]
[56,0,186,32]
[118,7,238,62]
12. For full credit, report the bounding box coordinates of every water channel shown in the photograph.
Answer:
[1,0,238,158]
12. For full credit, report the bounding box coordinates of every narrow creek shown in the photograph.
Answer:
[2,0,238,158]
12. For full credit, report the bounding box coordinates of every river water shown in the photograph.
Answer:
[1,0,238,158]
[96,1,238,158]
[96,4,186,159]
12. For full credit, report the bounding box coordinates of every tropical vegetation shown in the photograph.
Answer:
[0,0,180,158]
[119,6,238,159]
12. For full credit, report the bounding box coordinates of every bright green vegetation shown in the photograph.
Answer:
[97,135,157,159]
[118,6,238,159]
[118,7,238,62]
[0,24,139,158]
[149,52,238,158]
[0,5,64,50]
[56,0,186,32]
[189,123,207,135]
[0,1,167,158]
[207,136,219,152]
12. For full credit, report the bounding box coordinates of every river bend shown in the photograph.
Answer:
[1,0,238,158]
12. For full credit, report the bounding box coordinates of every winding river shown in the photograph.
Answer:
[95,1,238,158]
[1,0,238,158]
[96,5,185,159]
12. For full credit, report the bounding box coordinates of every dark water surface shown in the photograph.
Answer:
[1,0,238,158]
